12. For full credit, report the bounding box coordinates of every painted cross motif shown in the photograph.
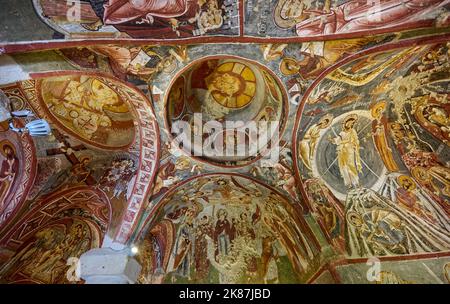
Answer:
[46,129,97,186]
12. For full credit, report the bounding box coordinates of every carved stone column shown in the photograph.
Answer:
[78,248,142,284]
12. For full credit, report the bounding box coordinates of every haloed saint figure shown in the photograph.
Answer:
[331,114,362,188]
[0,141,19,210]
[80,0,224,36]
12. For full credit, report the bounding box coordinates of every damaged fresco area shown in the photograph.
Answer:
[136,174,320,284]
[1,1,450,43]
[33,0,240,39]
[0,71,159,283]
[245,0,450,38]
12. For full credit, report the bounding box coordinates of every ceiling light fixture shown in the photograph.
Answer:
[0,89,51,137]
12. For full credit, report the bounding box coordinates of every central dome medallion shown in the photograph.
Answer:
[206,61,256,109]
[165,56,287,167]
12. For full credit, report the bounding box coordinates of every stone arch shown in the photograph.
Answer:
[134,173,321,284]
[0,71,160,245]
[292,36,450,256]
[0,186,110,283]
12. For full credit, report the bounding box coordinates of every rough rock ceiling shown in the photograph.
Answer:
[0,1,449,284]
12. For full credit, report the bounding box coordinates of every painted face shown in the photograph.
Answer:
[344,119,356,130]
[3,145,14,158]
[217,180,226,186]
[390,123,405,138]
[318,119,329,129]
[418,171,428,181]
[398,85,408,95]
[241,213,248,221]
[282,0,305,19]
[218,209,227,220]
[207,0,218,10]
[348,212,363,227]
[211,73,242,97]
[175,159,189,170]
[402,179,414,191]
[308,182,321,193]
[374,107,384,119]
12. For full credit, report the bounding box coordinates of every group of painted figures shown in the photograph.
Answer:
[36,0,450,38]
[0,1,450,284]
[138,176,317,284]
[38,0,232,38]
[299,43,450,258]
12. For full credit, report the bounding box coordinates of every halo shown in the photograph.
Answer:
[0,140,16,157]
[161,57,177,74]
[346,211,363,227]
[411,167,430,182]
[206,62,256,109]
[280,57,300,76]
[370,101,387,118]
[91,78,114,96]
[189,200,204,214]
[80,156,91,163]
[319,114,334,128]
[397,175,416,190]
[342,113,358,125]
[216,178,228,185]
[444,263,450,283]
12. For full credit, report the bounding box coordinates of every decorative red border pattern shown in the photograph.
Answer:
[291,33,450,213]
[13,71,160,245]
[0,0,448,54]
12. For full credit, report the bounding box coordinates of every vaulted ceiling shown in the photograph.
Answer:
[0,0,450,284]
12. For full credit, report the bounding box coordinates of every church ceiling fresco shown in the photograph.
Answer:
[0,71,159,252]
[246,0,450,38]
[334,255,450,283]
[136,174,320,284]
[293,42,450,258]
[38,75,136,149]
[0,130,36,227]
[0,1,450,285]
[310,254,450,283]
[165,56,287,166]
[0,187,110,283]
[1,1,450,45]
[33,0,240,39]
